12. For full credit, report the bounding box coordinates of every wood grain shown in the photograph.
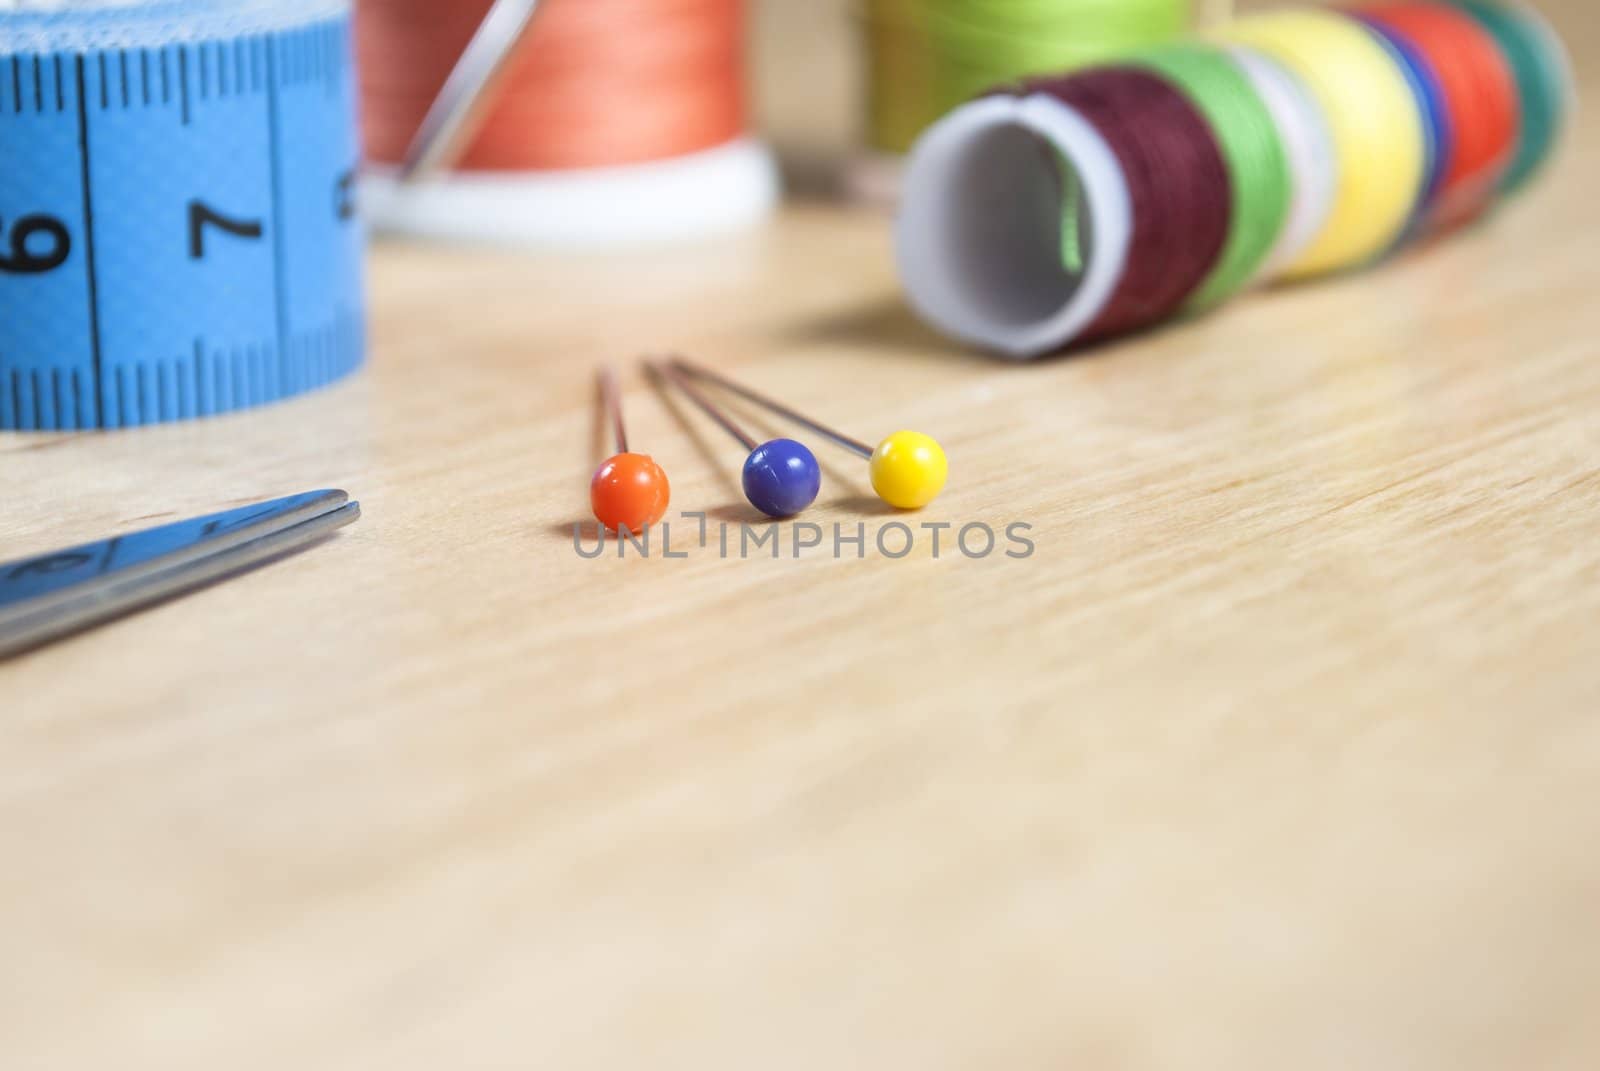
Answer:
[3,2,1599,1067]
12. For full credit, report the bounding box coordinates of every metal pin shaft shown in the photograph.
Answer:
[599,365,629,454]
[648,360,758,452]
[671,357,874,459]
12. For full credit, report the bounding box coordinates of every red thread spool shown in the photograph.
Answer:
[1023,68,1233,342]
[1351,2,1520,229]
[355,0,777,245]
[357,0,748,171]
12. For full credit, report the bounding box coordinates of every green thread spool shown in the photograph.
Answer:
[864,0,1193,154]
[1128,42,1292,310]
[1448,1,1572,193]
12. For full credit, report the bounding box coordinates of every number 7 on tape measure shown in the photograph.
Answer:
[0,11,366,431]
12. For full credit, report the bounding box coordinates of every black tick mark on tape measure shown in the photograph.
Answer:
[178,45,190,124]
[193,338,205,415]
[74,56,106,428]
[264,40,290,398]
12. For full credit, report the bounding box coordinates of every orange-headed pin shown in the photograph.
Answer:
[591,365,670,533]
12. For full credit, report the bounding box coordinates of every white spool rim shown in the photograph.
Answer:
[1225,45,1337,283]
[362,137,781,249]
[895,92,1132,360]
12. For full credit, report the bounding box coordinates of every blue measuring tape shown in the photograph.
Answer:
[0,1,365,431]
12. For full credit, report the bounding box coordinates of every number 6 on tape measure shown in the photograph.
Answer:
[0,6,365,430]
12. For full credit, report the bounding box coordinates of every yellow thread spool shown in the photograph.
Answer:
[1218,10,1426,279]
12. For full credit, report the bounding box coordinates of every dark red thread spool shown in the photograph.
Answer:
[1023,68,1233,343]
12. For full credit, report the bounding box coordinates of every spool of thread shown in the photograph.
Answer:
[896,1,1571,359]
[1350,2,1520,230]
[1447,0,1573,194]
[1222,45,1335,278]
[1125,43,1290,310]
[849,0,1193,202]
[1027,67,1233,342]
[895,66,1238,356]
[863,0,1195,155]
[1219,10,1427,278]
[1350,9,1454,228]
[358,0,780,246]
[895,90,1137,356]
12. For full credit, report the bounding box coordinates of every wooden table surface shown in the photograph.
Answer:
[5,4,1600,1067]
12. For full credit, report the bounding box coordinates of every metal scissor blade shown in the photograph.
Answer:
[0,490,359,660]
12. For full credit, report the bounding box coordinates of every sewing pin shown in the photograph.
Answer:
[647,359,821,519]
[591,365,671,533]
[671,358,948,509]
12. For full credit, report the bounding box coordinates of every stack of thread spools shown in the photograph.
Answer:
[357,0,779,246]
[896,1,1572,357]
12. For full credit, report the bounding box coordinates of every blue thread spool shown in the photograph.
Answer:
[1353,12,1456,233]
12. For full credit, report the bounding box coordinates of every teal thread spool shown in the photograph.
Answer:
[1448,0,1573,193]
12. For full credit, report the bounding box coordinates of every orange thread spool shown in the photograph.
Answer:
[357,0,749,172]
